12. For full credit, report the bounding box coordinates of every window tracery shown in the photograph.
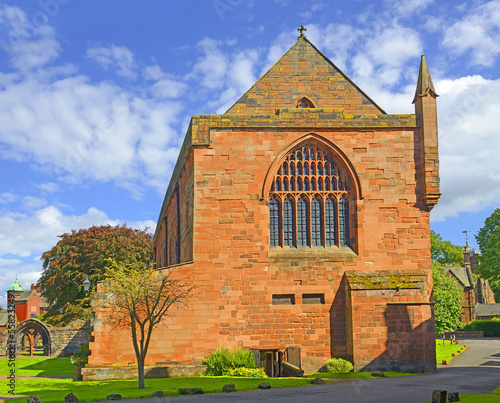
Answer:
[269,142,352,248]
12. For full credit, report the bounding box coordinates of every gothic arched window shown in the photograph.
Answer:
[269,142,352,249]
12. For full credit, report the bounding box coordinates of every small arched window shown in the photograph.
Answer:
[297,97,315,108]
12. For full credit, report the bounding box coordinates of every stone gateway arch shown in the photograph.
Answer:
[9,319,90,357]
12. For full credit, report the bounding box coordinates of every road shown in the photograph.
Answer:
[100,338,500,403]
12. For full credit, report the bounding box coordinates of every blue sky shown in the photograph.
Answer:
[1,0,500,305]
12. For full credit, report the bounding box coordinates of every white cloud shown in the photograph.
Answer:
[0,192,18,204]
[0,69,184,194]
[192,38,229,90]
[384,0,434,17]
[142,65,164,81]
[442,1,500,67]
[86,45,137,79]
[22,196,47,211]
[0,204,155,273]
[0,5,60,71]
[38,182,59,193]
[150,78,188,99]
[431,75,500,220]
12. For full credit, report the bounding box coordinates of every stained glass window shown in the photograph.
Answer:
[270,196,280,247]
[283,197,294,247]
[297,197,308,247]
[269,142,353,249]
[339,196,350,246]
[325,197,336,247]
[311,197,322,246]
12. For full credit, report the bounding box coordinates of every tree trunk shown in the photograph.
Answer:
[138,358,145,389]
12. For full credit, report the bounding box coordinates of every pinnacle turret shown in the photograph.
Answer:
[413,55,438,103]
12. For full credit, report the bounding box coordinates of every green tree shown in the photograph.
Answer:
[476,208,500,301]
[431,230,464,266]
[432,261,463,334]
[97,259,193,389]
[39,225,152,326]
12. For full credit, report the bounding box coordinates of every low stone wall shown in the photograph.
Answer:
[81,364,207,381]
[51,322,91,357]
[444,331,484,339]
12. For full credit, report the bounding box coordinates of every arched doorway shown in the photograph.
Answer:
[15,319,52,356]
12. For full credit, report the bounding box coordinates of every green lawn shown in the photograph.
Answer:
[457,386,500,402]
[435,339,467,364]
[6,377,312,402]
[1,356,413,402]
[0,357,74,376]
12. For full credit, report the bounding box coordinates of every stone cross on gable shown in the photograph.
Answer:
[297,25,307,38]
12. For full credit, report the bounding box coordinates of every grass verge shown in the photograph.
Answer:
[435,339,467,364]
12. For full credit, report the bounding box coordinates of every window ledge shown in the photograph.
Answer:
[268,246,358,261]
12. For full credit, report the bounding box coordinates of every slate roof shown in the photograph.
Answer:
[445,266,473,288]
[475,303,500,318]
[40,296,49,308]
[14,290,35,302]
[0,311,10,326]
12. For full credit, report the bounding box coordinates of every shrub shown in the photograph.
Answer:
[203,347,256,376]
[463,319,500,336]
[70,342,90,366]
[226,367,268,378]
[326,357,353,373]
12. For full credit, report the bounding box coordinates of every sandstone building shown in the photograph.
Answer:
[445,244,495,324]
[89,33,440,375]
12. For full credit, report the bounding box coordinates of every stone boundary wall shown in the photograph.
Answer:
[444,331,484,339]
[51,322,91,356]
[82,365,207,381]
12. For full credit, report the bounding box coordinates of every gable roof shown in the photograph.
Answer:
[15,290,36,303]
[445,266,472,288]
[225,37,386,116]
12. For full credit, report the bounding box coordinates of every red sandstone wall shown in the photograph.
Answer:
[154,150,194,268]
[348,285,435,372]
